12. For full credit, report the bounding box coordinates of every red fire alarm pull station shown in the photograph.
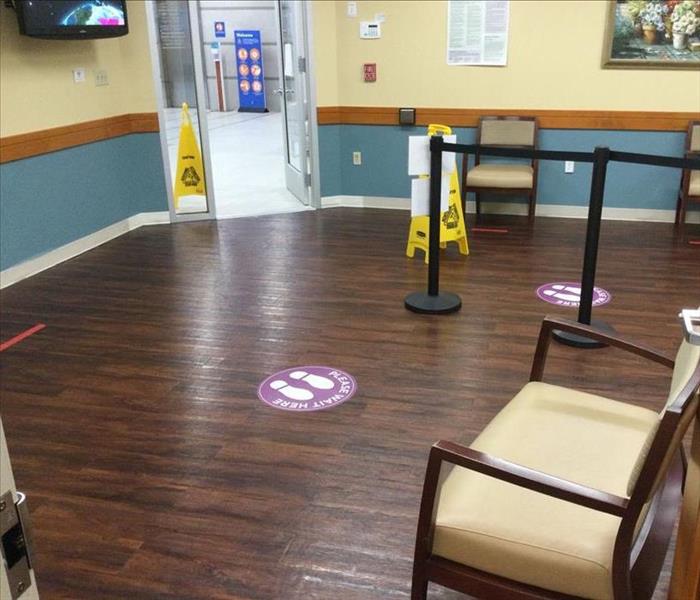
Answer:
[363,63,377,82]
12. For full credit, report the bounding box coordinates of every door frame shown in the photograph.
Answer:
[146,0,320,217]
[303,1,322,210]
[145,0,217,223]
[275,0,319,208]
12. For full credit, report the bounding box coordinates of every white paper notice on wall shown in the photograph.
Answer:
[408,135,457,176]
[411,178,430,217]
[408,136,430,176]
[447,0,509,66]
[410,175,451,217]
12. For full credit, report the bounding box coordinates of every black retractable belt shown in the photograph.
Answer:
[404,138,700,342]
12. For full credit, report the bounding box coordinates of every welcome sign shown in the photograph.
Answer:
[234,30,267,113]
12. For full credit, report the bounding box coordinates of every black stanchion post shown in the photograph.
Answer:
[553,146,615,348]
[405,135,462,314]
[427,135,442,296]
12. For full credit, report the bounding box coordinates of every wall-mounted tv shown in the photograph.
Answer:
[15,0,128,39]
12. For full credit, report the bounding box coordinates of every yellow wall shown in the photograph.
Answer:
[0,1,157,137]
[313,0,700,111]
[312,0,339,107]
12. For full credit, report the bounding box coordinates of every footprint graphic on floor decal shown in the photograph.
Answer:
[258,366,358,412]
[541,284,581,303]
[289,370,334,390]
[270,380,315,401]
[536,282,611,308]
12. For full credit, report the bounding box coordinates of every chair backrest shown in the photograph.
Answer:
[688,120,700,153]
[627,315,700,501]
[478,116,537,148]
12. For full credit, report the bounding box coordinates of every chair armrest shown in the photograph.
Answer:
[432,440,628,517]
[530,316,675,381]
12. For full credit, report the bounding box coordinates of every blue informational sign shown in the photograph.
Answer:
[234,30,267,113]
[214,21,225,38]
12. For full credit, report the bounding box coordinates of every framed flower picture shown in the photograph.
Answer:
[603,0,700,68]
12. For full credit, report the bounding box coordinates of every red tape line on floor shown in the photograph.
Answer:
[471,227,509,234]
[0,323,46,352]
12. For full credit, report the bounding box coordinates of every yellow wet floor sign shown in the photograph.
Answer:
[406,124,469,263]
[173,103,206,209]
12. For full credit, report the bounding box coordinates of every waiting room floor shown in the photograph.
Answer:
[164,109,310,219]
[1,210,698,599]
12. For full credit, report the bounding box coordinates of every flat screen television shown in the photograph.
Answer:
[15,0,128,39]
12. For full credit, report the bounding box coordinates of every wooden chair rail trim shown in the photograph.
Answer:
[0,112,160,164]
[530,316,675,382]
[317,106,700,131]
[432,441,629,516]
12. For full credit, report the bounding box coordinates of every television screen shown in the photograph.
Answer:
[16,0,129,39]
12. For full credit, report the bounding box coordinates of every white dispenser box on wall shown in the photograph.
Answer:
[360,21,381,39]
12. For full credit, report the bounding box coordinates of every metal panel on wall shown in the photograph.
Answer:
[156,0,197,108]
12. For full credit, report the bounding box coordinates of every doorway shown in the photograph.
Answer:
[146,0,320,222]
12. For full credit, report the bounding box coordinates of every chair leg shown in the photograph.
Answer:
[411,568,428,600]
[678,195,688,233]
[475,192,481,218]
[528,191,536,221]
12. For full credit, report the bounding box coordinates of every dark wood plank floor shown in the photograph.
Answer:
[1,209,698,599]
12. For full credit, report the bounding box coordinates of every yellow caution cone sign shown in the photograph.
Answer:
[173,103,206,210]
[406,124,469,263]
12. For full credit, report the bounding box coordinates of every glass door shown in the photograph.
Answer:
[146,0,216,221]
[277,0,309,205]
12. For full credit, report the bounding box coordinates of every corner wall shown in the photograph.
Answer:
[0,1,168,274]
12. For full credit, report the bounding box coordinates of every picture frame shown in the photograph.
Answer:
[602,0,700,69]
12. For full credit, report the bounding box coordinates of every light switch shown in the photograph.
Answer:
[347,1,357,17]
[73,68,86,83]
[95,69,109,86]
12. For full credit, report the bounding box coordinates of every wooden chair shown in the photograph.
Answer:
[412,313,700,600]
[460,116,539,220]
[675,120,700,233]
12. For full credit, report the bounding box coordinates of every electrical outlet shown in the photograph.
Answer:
[352,151,362,165]
[564,161,575,174]
[95,69,109,86]
[72,68,86,83]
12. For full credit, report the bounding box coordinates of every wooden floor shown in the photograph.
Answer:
[1,209,698,599]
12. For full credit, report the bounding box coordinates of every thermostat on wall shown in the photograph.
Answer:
[360,21,381,39]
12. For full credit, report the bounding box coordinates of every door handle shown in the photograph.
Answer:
[273,89,294,96]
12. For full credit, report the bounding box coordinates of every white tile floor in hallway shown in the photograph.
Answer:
[164,108,312,219]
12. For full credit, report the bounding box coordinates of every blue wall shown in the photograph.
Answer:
[318,125,689,211]
[0,133,168,270]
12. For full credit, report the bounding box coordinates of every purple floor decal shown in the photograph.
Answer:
[257,366,357,412]
[536,282,611,308]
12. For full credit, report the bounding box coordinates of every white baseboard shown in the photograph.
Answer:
[321,195,700,224]
[0,211,170,289]
[321,195,410,210]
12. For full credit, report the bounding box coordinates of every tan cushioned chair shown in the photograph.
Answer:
[675,121,700,232]
[466,164,534,189]
[433,382,658,600]
[688,170,700,196]
[462,116,539,220]
[412,313,700,600]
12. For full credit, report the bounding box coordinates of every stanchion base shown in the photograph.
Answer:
[405,291,462,314]
[552,318,614,349]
